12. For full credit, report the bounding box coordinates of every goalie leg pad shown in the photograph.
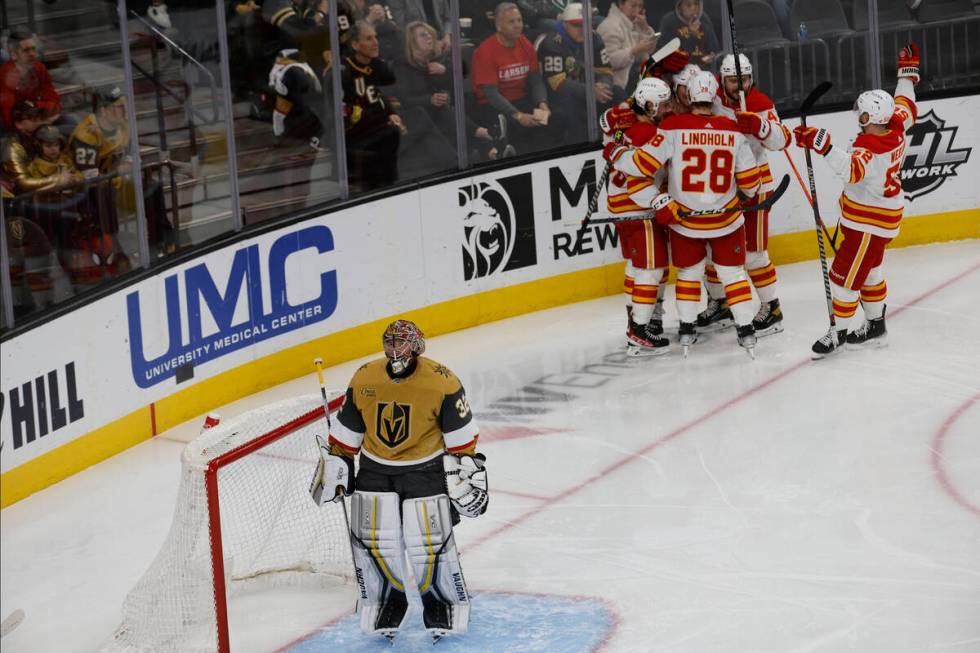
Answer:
[402,495,471,637]
[349,491,409,636]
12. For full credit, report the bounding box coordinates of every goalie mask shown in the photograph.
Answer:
[632,77,672,119]
[854,89,894,127]
[383,319,425,373]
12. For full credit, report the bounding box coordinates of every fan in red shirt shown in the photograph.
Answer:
[1,29,62,132]
[469,2,565,155]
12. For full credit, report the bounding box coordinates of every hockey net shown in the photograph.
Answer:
[104,394,354,653]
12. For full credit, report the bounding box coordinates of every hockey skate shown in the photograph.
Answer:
[697,297,735,332]
[736,324,757,358]
[811,329,847,359]
[648,300,665,336]
[752,299,784,337]
[846,306,887,349]
[678,322,698,357]
[626,320,669,356]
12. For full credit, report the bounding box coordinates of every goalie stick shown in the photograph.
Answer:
[579,173,789,225]
[575,38,681,233]
[798,81,838,337]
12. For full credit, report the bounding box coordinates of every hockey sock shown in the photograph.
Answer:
[747,263,778,303]
[831,282,860,332]
[861,280,887,320]
[675,279,701,323]
[704,264,724,299]
[631,267,660,324]
[723,280,755,326]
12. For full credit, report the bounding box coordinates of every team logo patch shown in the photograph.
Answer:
[376,401,411,448]
[459,174,537,280]
[901,109,971,201]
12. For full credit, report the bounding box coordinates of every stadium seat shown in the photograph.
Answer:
[733,0,791,46]
[790,0,855,40]
[852,0,918,30]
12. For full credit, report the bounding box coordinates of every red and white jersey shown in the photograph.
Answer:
[824,80,918,239]
[611,113,761,238]
[714,86,790,193]
[604,120,665,220]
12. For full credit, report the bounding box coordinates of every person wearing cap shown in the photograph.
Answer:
[0,28,62,133]
[27,125,83,194]
[538,3,621,139]
[68,86,130,180]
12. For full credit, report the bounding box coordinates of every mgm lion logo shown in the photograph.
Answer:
[460,181,517,280]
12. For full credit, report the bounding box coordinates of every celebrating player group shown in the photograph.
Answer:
[594,38,920,361]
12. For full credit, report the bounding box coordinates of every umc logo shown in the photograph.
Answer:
[127,225,338,388]
[459,174,536,280]
[901,110,971,201]
[376,401,411,448]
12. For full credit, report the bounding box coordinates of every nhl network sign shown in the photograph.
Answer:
[127,225,338,388]
[901,109,972,201]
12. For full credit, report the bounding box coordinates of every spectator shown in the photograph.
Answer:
[2,101,49,194]
[27,125,83,195]
[463,0,502,44]
[69,87,130,180]
[269,48,325,150]
[0,28,63,133]
[597,0,660,92]
[342,21,403,189]
[347,0,402,59]
[538,3,623,140]
[389,0,451,45]
[470,2,564,156]
[658,0,719,67]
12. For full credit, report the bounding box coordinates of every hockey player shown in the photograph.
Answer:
[670,62,701,113]
[601,77,673,355]
[310,320,487,642]
[604,71,762,356]
[703,53,791,337]
[797,45,920,357]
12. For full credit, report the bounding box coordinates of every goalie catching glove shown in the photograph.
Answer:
[443,453,488,518]
[309,434,354,505]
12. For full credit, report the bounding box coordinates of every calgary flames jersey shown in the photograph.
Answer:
[612,112,761,238]
[604,120,665,219]
[714,87,790,193]
[824,80,917,239]
[329,356,479,466]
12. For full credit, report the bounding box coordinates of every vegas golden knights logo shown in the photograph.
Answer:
[376,401,412,448]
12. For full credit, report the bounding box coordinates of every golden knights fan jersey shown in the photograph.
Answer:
[69,113,129,175]
[328,357,479,466]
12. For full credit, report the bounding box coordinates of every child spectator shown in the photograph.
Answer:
[658,0,719,67]
[27,125,83,194]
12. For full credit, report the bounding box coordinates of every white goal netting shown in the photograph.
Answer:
[104,394,353,653]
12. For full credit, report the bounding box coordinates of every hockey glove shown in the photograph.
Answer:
[651,192,683,226]
[736,111,771,140]
[793,126,832,156]
[897,43,920,85]
[642,49,691,79]
[443,453,488,518]
[599,103,638,135]
[309,434,354,506]
[602,141,629,163]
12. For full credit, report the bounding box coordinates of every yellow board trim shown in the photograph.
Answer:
[2,207,978,507]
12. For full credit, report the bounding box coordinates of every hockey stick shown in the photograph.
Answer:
[573,38,683,232]
[799,81,837,332]
[724,0,749,113]
[312,358,357,568]
[782,150,837,253]
[0,609,24,638]
[581,174,789,225]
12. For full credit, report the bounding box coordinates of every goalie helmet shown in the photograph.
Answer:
[672,63,702,90]
[632,77,672,117]
[383,319,425,373]
[687,71,719,104]
[854,89,895,126]
[719,53,753,79]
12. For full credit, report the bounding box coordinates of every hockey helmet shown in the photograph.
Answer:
[632,77,672,117]
[687,71,719,104]
[853,89,895,127]
[719,53,753,79]
[383,319,425,373]
[672,63,702,90]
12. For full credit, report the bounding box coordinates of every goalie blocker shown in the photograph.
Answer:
[309,320,487,641]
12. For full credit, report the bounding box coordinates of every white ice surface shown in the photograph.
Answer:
[2,240,979,652]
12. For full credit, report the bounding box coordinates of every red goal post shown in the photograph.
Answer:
[105,393,353,653]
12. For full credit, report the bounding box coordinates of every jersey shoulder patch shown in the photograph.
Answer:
[416,357,461,392]
[852,130,904,155]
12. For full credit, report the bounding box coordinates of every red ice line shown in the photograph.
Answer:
[463,259,980,555]
[931,392,980,519]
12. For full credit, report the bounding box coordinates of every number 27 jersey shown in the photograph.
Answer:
[612,113,761,238]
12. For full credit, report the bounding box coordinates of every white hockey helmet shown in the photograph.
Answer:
[632,77,672,117]
[687,70,719,104]
[672,63,702,90]
[719,53,753,79]
[854,89,895,126]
